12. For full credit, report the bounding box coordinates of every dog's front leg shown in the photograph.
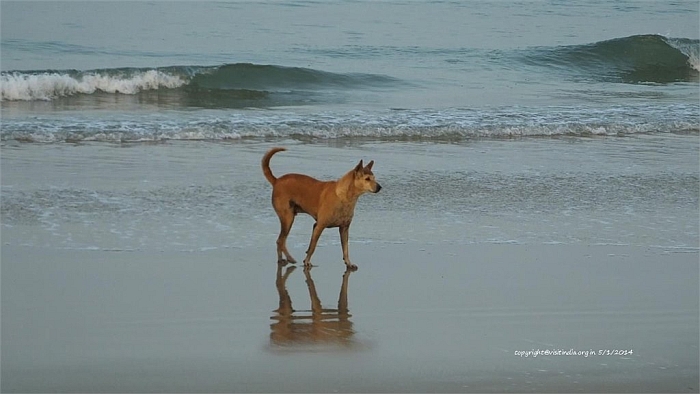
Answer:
[339,225,357,270]
[303,223,325,267]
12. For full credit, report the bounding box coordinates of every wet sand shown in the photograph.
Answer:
[2,242,697,393]
[2,137,698,392]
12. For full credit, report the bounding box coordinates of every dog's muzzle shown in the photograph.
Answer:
[374,183,382,193]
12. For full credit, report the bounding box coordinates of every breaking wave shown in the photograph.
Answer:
[0,63,399,103]
[1,69,187,101]
[522,34,699,84]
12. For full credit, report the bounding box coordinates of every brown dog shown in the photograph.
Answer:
[262,147,381,270]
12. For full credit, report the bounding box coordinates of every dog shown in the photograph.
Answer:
[262,147,381,270]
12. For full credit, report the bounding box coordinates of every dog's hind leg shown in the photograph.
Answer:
[276,208,297,264]
[303,222,325,267]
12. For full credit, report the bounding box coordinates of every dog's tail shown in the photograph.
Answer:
[262,147,286,185]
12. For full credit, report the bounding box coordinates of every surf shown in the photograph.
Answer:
[0,63,399,103]
[0,69,187,101]
[2,105,697,143]
[521,34,699,84]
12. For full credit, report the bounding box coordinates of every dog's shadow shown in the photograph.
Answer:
[269,263,357,352]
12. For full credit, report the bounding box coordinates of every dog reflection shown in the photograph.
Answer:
[270,264,355,351]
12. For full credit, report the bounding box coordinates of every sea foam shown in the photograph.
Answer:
[666,37,700,72]
[0,70,187,101]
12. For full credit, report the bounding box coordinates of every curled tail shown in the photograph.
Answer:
[262,147,286,185]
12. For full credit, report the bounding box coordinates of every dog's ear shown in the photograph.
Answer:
[354,160,364,173]
[364,160,374,171]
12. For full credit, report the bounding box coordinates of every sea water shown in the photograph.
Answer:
[1,1,698,250]
[1,1,698,141]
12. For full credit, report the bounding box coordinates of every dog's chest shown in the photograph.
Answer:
[327,201,356,226]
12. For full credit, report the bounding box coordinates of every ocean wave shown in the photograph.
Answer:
[667,37,700,73]
[2,35,696,104]
[1,69,187,101]
[0,63,399,102]
[2,105,697,143]
[522,34,699,84]
[190,63,397,90]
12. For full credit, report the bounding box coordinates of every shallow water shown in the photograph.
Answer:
[2,137,697,252]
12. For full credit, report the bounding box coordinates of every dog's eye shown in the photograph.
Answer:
[365,176,371,181]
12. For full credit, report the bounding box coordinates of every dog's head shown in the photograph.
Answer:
[353,160,382,194]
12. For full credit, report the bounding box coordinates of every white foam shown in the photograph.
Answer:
[687,51,700,73]
[0,70,187,101]
[665,37,700,72]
